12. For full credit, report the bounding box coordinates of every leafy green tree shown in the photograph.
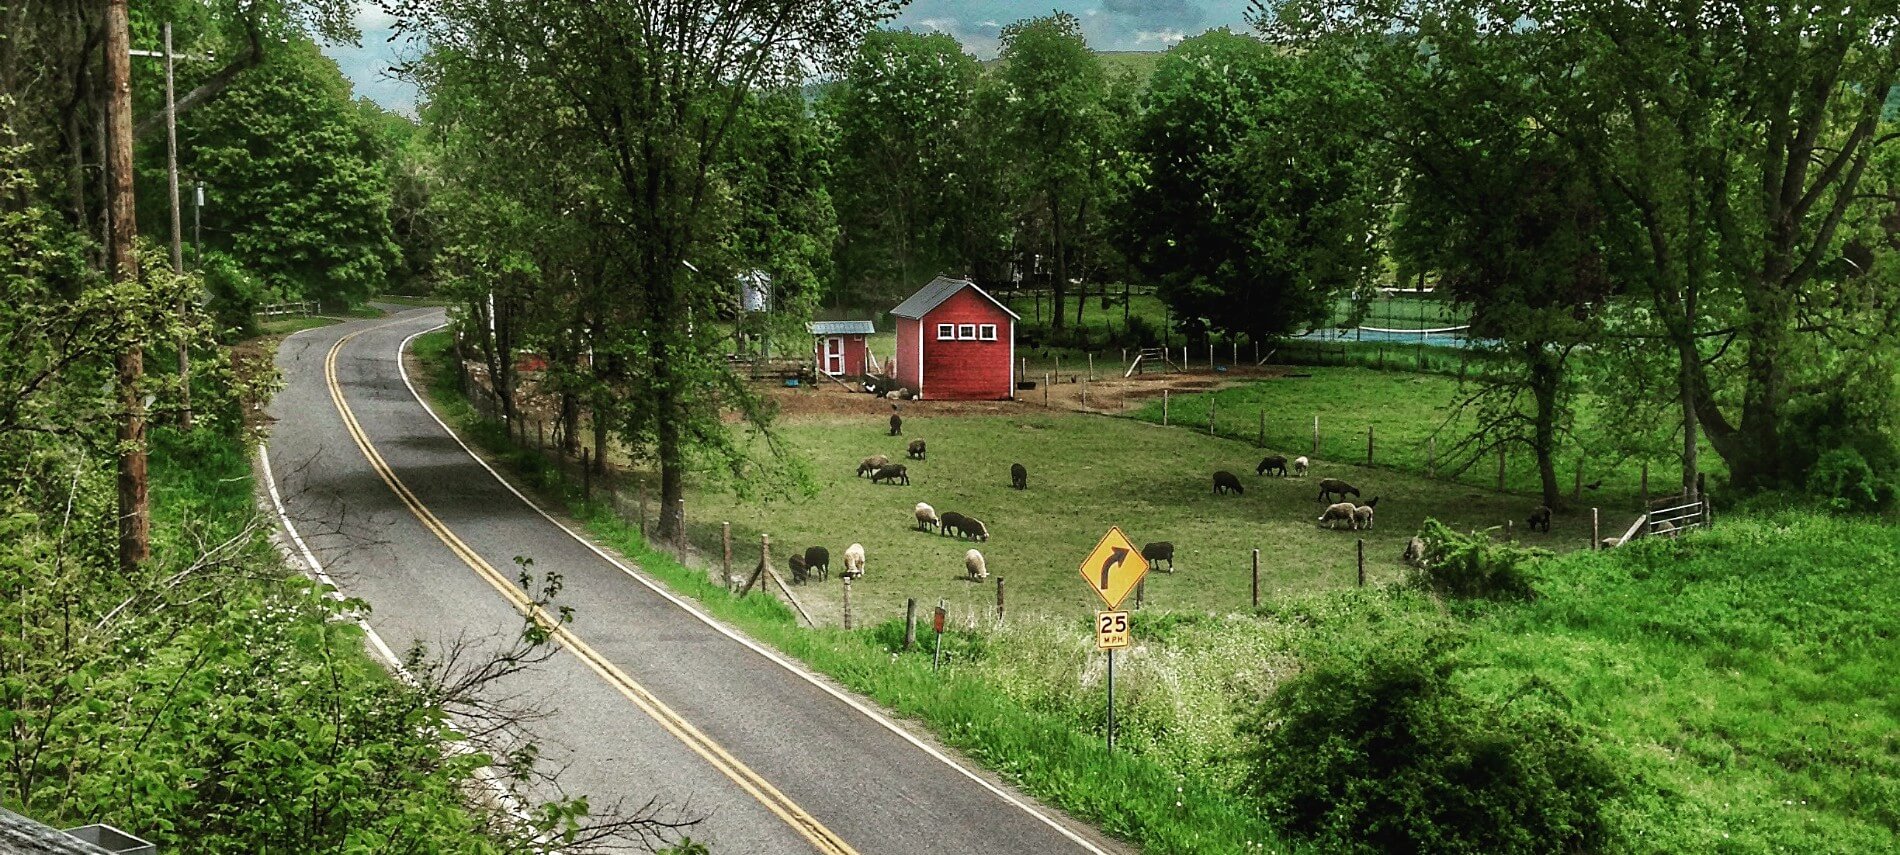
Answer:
[1120,29,1386,344]
[822,29,984,303]
[995,13,1107,331]
[179,40,398,305]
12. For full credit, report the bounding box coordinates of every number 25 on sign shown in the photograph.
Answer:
[1096,611,1130,650]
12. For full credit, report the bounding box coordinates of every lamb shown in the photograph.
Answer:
[1527,505,1552,533]
[939,511,968,538]
[1317,478,1359,503]
[1256,455,1289,477]
[788,554,809,584]
[914,502,941,532]
[889,412,903,436]
[1351,499,1378,531]
[870,464,911,486]
[907,439,927,460]
[1213,470,1244,495]
[803,546,830,581]
[964,548,989,580]
[1010,462,1028,490]
[1293,456,1310,477]
[959,517,991,542]
[1142,541,1175,572]
[1401,536,1428,567]
[856,455,890,477]
[1318,501,1359,530]
[842,543,866,579]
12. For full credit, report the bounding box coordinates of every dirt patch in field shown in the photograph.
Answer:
[752,364,1299,421]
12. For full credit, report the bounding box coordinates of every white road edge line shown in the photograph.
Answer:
[392,320,1112,855]
[259,325,529,824]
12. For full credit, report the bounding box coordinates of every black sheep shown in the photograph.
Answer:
[907,439,927,460]
[803,546,830,581]
[1256,455,1288,477]
[1141,541,1175,572]
[788,554,809,585]
[889,412,903,436]
[1213,470,1244,495]
[1317,478,1359,503]
[871,464,911,485]
[1010,462,1027,490]
[939,511,969,538]
[1527,505,1552,533]
[961,517,990,542]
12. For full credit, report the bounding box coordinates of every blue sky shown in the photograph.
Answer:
[323,1,1256,115]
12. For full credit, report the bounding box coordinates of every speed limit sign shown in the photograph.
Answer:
[1095,611,1130,650]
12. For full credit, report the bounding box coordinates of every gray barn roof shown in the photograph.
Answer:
[806,320,876,335]
[889,276,1021,321]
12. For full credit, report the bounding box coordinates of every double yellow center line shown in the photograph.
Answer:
[324,327,857,855]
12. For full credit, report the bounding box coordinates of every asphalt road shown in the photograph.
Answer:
[264,308,1120,854]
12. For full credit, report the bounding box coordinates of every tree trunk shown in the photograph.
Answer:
[1730,286,1793,490]
[1049,190,1067,331]
[105,0,147,572]
[1528,345,1563,510]
[560,391,580,456]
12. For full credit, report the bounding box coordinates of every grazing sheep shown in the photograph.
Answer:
[1652,518,1678,536]
[907,439,927,460]
[959,517,991,542]
[871,464,911,486]
[857,455,890,477]
[1293,456,1310,477]
[1317,478,1359,503]
[1256,455,1289,477]
[803,546,830,581]
[1318,502,1358,530]
[939,511,969,538]
[1142,541,1175,572]
[1600,536,1623,549]
[842,543,866,579]
[1401,536,1428,567]
[889,412,903,436]
[788,554,809,584]
[964,548,989,581]
[1213,470,1244,495]
[885,390,902,400]
[914,502,940,532]
[1010,462,1027,490]
[1351,501,1376,531]
[1527,505,1552,533]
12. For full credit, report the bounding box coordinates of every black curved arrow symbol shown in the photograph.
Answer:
[1098,547,1129,590]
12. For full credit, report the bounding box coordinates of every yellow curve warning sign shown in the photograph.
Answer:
[1078,526,1150,611]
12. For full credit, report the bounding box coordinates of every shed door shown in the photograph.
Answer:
[823,337,845,375]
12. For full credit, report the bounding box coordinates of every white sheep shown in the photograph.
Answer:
[964,548,988,580]
[1401,536,1428,567]
[1351,504,1375,530]
[1293,456,1310,477]
[1318,502,1357,529]
[914,502,940,532]
[842,542,866,579]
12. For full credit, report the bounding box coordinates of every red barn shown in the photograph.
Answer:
[808,320,874,378]
[891,276,1019,400]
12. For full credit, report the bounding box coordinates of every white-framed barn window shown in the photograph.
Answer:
[937,323,955,340]
[958,324,977,340]
[978,324,998,341]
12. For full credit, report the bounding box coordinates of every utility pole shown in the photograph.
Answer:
[106,0,150,570]
[164,22,192,429]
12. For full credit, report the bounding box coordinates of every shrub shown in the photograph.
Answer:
[1244,625,1620,853]
[1410,518,1548,600]
[1804,447,1898,513]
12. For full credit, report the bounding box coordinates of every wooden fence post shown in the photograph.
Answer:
[1367,425,1375,465]
[722,522,732,585]
[1208,341,1214,370]
[903,598,917,651]
[1357,539,1366,587]
[1088,352,1094,381]
[1258,408,1266,447]
[675,499,687,553]
[1591,508,1600,551]
[1209,396,1217,435]
[1312,414,1320,455]
[1135,578,1144,609]
[995,576,1006,622]
[842,576,853,630]
[1043,373,1050,407]
[1055,355,1061,381]
[1081,378,1088,409]
[1162,389,1170,426]
[537,419,545,451]
[1251,548,1260,608]
[582,447,592,498]
[638,482,649,539]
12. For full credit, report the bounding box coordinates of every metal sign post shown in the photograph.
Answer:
[1095,609,1130,754]
[1080,529,1146,756]
[1106,648,1116,754]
